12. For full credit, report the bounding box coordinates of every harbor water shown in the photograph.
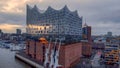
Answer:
[0,48,30,68]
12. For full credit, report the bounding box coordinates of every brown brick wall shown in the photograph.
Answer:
[25,40,82,68]
[82,42,92,56]
[63,43,82,68]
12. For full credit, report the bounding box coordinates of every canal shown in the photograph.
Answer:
[0,48,30,68]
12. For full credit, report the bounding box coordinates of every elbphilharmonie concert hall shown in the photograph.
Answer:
[26,5,82,43]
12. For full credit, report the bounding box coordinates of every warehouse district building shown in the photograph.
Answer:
[25,5,91,68]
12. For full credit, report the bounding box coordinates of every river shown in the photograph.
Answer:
[0,48,30,68]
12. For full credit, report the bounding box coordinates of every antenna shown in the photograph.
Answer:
[53,38,63,68]
[44,38,52,67]
[53,38,58,50]
[84,18,88,27]
[58,38,63,53]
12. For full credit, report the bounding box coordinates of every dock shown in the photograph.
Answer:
[15,52,44,68]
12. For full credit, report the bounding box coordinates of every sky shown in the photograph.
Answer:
[0,0,120,35]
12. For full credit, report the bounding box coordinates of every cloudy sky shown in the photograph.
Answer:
[0,0,120,35]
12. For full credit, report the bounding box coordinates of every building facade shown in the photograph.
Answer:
[107,32,112,37]
[25,5,84,68]
[104,44,119,65]
[0,29,3,38]
[82,23,92,43]
[25,39,82,68]
[0,29,2,33]
[16,29,21,34]
[26,5,82,42]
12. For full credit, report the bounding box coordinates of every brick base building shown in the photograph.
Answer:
[25,40,82,68]
[82,42,92,57]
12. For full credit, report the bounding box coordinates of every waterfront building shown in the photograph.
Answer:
[104,43,119,65]
[0,29,3,38]
[82,23,92,43]
[92,43,105,50]
[93,37,107,43]
[82,42,92,57]
[25,5,84,68]
[16,29,21,34]
[26,38,82,68]
[0,29,2,33]
[26,5,82,43]
[81,23,92,57]
[107,32,112,37]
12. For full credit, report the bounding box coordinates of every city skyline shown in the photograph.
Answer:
[0,0,120,35]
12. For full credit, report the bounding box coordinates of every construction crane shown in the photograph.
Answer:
[44,38,52,67]
[53,38,63,68]
[49,38,58,68]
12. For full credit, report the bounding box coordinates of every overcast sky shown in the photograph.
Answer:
[0,0,120,35]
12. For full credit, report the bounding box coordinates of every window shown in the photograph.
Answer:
[44,27,46,30]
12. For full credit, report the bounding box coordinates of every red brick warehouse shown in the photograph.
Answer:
[25,38,83,68]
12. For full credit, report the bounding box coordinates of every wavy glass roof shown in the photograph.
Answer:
[27,5,80,18]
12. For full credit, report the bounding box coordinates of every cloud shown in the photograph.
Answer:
[0,12,25,24]
[0,0,24,13]
[91,22,120,35]
[0,0,43,13]
[0,23,25,33]
[0,0,120,35]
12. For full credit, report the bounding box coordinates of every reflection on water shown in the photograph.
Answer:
[0,48,31,68]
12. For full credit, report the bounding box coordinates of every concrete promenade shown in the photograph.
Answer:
[15,52,44,68]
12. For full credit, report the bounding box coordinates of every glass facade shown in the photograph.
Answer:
[26,5,82,43]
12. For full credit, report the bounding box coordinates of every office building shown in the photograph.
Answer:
[82,23,92,43]
[0,29,2,33]
[104,44,119,65]
[107,32,112,37]
[16,29,21,34]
